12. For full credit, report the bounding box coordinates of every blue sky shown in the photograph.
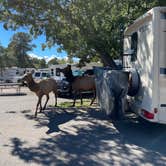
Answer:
[0,23,68,61]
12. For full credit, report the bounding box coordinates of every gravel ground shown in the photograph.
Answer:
[1,87,166,166]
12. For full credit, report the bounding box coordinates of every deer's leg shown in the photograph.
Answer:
[90,90,96,105]
[54,93,57,107]
[39,95,43,112]
[80,91,83,105]
[35,97,41,117]
[43,94,49,110]
[72,91,77,107]
[53,89,57,107]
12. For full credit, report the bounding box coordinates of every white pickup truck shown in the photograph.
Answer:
[33,71,51,82]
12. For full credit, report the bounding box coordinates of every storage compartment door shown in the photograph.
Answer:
[159,13,166,122]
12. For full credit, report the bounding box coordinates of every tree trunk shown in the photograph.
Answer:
[95,47,117,68]
[0,67,3,77]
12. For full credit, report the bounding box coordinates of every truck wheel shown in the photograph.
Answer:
[128,70,140,96]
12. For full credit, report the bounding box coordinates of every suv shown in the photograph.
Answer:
[57,78,70,97]
[82,69,94,76]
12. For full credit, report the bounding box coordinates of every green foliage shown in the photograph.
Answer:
[47,57,59,65]
[0,45,7,76]
[48,57,74,66]
[39,58,48,68]
[57,58,68,64]
[0,0,165,67]
[29,57,41,68]
[7,32,35,68]
[59,100,92,108]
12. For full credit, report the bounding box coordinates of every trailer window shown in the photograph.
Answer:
[161,13,166,19]
[131,32,138,62]
[51,68,54,76]
[34,72,40,77]
[56,68,60,76]
[41,72,47,77]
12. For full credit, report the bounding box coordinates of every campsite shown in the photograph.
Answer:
[0,1,166,166]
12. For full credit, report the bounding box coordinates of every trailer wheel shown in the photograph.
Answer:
[128,70,140,96]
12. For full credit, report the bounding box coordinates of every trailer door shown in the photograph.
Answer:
[159,12,166,122]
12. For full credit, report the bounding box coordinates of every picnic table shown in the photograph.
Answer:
[0,83,22,95]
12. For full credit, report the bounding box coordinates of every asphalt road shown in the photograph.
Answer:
[1,87,166,166]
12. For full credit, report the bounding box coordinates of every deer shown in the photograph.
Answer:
[22,72,58,117]
[58,65,96,106]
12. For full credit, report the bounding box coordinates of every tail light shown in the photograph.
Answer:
[142,109,155,119]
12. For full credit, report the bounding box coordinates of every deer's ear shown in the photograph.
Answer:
[31,70,35,74]
[67,65,71,69]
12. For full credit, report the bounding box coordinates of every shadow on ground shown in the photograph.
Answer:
[0,92,27,96]
[9,107,166,166]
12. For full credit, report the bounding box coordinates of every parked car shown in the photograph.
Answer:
[57,70,84,97]
[82,69,94,76]
[73,70,83,76]
[57,69,95,98]
[57,78,71,97]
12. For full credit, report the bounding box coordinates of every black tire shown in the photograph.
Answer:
[128,70,140,96]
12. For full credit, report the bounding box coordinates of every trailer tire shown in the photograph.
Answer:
[128,70,140,96]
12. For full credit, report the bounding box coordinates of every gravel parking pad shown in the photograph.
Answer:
[1,87,166,166]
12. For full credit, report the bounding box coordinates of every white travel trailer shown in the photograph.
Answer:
[1,67,25,83]
[123,7,166,124]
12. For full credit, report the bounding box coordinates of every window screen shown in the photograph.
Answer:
[161,13,166,19]
[131,32,138,62]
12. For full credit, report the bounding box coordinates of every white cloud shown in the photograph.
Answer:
[44,54,68,62]
[28,53,43,59]
[43,55,55,62]
[28,52,68,62]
